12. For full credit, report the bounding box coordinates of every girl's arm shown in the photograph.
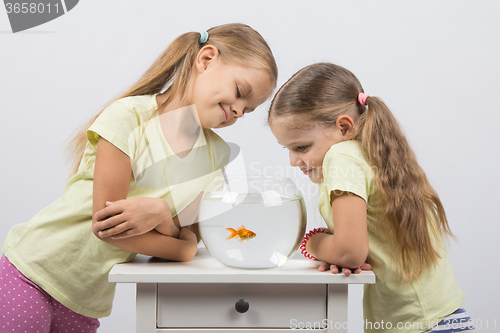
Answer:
[306,192,369,269]
[92,137,197,262]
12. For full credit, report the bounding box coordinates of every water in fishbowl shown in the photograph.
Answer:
[199,190,307,269]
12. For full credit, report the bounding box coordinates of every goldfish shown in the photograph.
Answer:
[226,225,256,243]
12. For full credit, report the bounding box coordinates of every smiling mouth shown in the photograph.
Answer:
[220,104,228,122]
[301,168,313,175]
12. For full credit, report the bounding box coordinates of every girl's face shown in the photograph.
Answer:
[270,116,348,184]
[189,47,274,129]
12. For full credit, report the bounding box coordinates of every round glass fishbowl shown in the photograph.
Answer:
[198,176,307,269]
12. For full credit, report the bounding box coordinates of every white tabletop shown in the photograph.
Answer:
[109,247,375,285]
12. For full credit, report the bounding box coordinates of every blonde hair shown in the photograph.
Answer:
[67,23,278,175]
[268,62,454,281]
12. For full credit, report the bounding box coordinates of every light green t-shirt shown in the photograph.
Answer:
[2,95,230,318]
[318,141,465,333]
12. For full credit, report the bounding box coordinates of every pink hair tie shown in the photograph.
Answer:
[358,93,369,106]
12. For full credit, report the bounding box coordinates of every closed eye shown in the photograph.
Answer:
[296,146,309,152]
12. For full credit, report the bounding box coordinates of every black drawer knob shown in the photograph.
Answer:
[235,299,249,313]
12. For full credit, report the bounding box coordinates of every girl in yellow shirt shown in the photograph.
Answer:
[268,62,472,333]
[1,23,277,332]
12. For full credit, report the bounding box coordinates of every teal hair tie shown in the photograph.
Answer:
[198,31,209,43]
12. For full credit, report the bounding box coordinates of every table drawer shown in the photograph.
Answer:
[157,283,326,328]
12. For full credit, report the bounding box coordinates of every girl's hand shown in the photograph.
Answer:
[318,262,372,276]
[94,197,178,239]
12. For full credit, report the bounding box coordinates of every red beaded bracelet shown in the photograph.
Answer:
[300,228,330,260]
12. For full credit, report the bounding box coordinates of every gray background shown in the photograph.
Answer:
[1,0,499,332]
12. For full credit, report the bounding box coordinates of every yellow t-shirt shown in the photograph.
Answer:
[318,141,465,333]
[2,95,230,318]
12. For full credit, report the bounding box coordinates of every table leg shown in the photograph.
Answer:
[327,284,349,332]
[136,283,157,333]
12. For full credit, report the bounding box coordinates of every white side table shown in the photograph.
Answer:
[109,248,375,333]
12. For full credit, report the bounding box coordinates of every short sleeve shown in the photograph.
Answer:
[204,129,231,171]
[87,101,142,160]
[322,151,373,203]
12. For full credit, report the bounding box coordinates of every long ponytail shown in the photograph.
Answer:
[66,32,201,175]
[354,96,454,281]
